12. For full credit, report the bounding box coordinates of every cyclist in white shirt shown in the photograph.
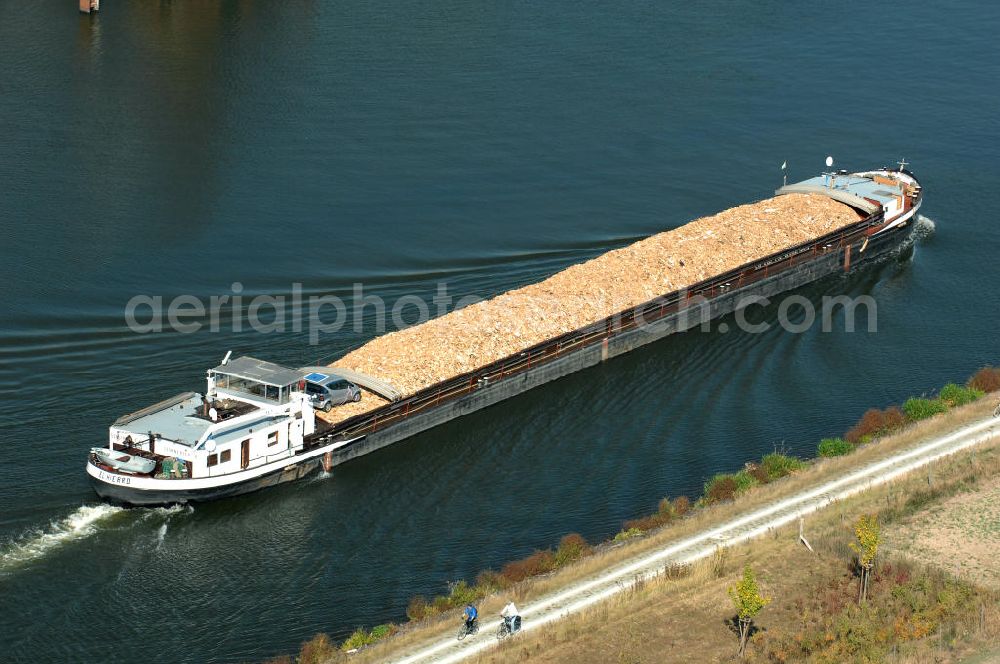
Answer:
[500,601,521,633]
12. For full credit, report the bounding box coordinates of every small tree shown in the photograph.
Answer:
[728,564,770,658]
[850,513,880,603]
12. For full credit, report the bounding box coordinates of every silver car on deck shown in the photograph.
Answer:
[303,372,362,412]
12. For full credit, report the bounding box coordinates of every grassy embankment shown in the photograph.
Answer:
[268,367,1000,663]
[468,426,1000,663]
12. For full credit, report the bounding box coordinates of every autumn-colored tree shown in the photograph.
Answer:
[850,513,880,603]
[728,564,770,658]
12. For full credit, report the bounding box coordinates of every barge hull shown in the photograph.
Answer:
[89,457,325,506]
[325,221,915,468]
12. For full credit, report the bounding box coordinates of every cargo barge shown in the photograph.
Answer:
[88,164,924,505]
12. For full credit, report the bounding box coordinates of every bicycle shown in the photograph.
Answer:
[496,616,521,641]
[457,620,479,641]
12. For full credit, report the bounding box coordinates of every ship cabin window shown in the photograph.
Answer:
[221,449,231,463]
[207,453,218,467]
[215,375,293,404]
[227,377,267,398]
[268,431,279,446]
[210,358,300,405]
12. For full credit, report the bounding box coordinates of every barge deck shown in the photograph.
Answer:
[305,167,923,466]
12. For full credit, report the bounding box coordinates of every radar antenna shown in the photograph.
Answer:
[897,157,908,172]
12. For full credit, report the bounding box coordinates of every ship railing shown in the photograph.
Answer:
[317,210,886,442]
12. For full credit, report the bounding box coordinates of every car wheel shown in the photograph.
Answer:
[353,391,361,402]
[322,402,332,413]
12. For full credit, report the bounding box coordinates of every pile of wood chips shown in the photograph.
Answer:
[317,193,860,426]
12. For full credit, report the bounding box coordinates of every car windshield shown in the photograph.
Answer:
[329,380,349,390]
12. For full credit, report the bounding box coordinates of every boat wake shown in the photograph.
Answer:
[147,504,190,549]
[0,503,193,572]
[914,214,936,241]
[0,504,124,572]
[155,523,168,549]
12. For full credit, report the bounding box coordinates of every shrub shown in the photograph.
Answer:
[732,469,759,495]
[446,579,480,606]
[342,625,394,652]
[902,397,948,421]
[406,595,431,621]
[818,437,853,457]
[760,560,985,664]
[474,569,508,593]
[845,407,907,445]
[299,633,336,663]
[672,496,691,516]
[623,513,665,533]
[554,533,590,566]
[748,463,771,484]
[760,452,807,480]
[704,474,738,504]
[882,406,907,431]
[613,527,643,542]
[369,624,396,640]
[968,366,1000,393]
[431,594,453,612]
[341,628,371,651]
[501,549,556,583]
[938,382,983,407]
[657,496,675,517]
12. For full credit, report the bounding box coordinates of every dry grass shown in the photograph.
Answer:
[888,475,1000,590]
[342,394,1000,663]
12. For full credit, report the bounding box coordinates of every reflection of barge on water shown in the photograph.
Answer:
[88,164,923,506]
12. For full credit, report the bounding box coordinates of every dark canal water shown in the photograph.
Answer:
[1,1,998,661]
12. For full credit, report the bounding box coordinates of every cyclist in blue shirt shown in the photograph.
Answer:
[463,604,478,632]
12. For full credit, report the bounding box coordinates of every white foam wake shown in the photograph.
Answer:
[915,214,936,240]
[155,523,168,549]
[0,504,124,571]
[139,503,188,521]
